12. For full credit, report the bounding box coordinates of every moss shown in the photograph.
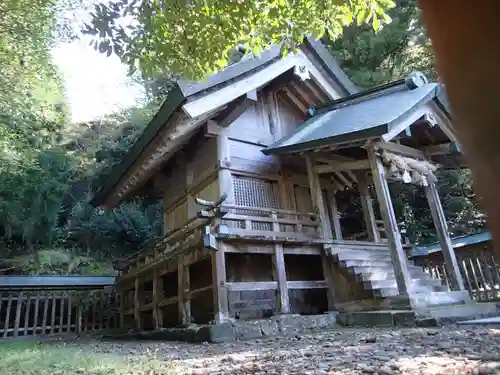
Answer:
[4,249,115,276]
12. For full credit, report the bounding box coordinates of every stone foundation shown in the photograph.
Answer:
[103,303,500,343]
[104,313,338,343]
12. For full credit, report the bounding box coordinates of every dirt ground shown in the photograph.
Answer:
[2,326,500,375]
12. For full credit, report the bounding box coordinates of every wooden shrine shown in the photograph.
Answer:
[92,38,472,330]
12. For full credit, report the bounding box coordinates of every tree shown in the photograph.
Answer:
[83,0,395,80]
[326,0,435,88]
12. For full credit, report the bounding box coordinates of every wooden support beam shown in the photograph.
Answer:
[226,281,278,292]
[427,101,461,148]
[133,278,142,330]
[372,141,426,160]
[287,280,328,289]
[304,79,329,103]
[305,155,336,310]
[265,90,285,138]
[327,191,343,240]
[177,255,191,324]
[421,142,461,156]
[289,80,317,106]
[212,91,257,127]
[315,160,370,174]
[283,87,308,113]
[356,172,381,242]
[272,213,290,313]
[424,182,467,292]
[306,156,332,239]
[118,290,125,330]
[211,242,230,323]
[152,269,164,329]
[334,171,351,187]
[217,135,234,202]
[368,147,411,295]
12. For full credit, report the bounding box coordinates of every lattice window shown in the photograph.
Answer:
[233,176,279,209]
[232,176,280,231]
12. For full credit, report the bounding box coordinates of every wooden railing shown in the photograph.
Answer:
[0,276,117,338]
[118,217,207,278]
[416,248,500,302]
[217,204,321,241]
[119,205,321,281]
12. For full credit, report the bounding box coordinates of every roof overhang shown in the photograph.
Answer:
[262,124,388,156]
[262,80,456,157]
[91,37,358,208]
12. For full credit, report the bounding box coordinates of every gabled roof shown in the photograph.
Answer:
[177,38,358,98]
[91,38,358,208]
[412,231,491,257]
[263,73,452,156]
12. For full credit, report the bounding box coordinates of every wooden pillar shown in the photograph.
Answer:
[305,156,332,238]
[152,269,164,329]
[305,155,336,310]
[211,242,230,323]
[328,191,343,240]
[217,135,234,202]
[118,289,125,330]
[272,213,290,313]
[133,277,142,330]
[425,182,466,291]
[177,255,191,324]
[368,148,411,295]
[356,171,381,242]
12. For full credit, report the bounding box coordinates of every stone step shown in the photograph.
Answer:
[364,277,445,291]
[336,310,417,327]
[334,251,392,262]
[354,267,435,281]
[340,259,395,268]
[329,246,390,254]
[372,285,436,298]
[423,301,498,321]
[410,290,471,308]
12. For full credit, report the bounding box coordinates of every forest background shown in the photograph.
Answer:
[0,0,484,275]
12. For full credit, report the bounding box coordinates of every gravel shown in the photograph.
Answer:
[83,326,500,375]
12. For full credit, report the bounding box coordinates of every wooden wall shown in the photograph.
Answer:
[149,81,344,322]
[160,81,339,232]
[162,138,219,232]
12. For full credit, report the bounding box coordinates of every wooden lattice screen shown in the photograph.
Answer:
[232,176,280,230]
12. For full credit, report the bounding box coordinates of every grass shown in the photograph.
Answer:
[0,339,177,375]
[4,249,114,276]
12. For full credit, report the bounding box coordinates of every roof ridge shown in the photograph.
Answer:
[308,71,429,118]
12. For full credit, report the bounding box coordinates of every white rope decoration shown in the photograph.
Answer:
[376,148,439,186]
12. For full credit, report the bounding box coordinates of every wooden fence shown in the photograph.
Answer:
[414,247,500,302]
[0,276,118,338]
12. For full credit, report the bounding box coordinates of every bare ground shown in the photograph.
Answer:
[2,326,500,375]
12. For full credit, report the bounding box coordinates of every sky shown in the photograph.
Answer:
[51,10,144,124]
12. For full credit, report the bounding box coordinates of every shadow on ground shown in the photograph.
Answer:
[1,326,500,374]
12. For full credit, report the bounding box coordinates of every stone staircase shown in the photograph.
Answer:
[325,242,467,304]
[325,241,499,323]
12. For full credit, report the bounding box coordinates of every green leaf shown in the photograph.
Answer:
[373,14,381,31]
[356,8,369,25]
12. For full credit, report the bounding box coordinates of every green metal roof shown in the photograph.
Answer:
[412,231,492,257]
[0,276,117,290]
[262,82,440,156]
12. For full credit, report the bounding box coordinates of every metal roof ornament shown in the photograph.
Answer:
[405,71,429,90]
